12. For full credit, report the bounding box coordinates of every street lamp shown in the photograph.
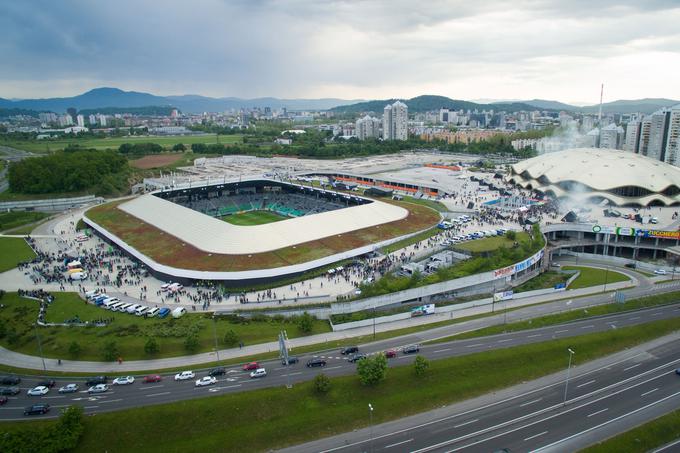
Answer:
[368,403,374,453]
[603,266,610,293]
[211,316,220,363]
[563,348,575,406]
[33,324,47,373]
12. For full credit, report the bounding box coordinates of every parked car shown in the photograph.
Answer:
[27,386,49,396]
[85,376,107,387]
[143,375,162,383]
[113,376,135,385]
[208,367,226,377]
[0,376,21,385]
[0,387,20,396]
[306,358,327,368]
[36,379,56,388]
[250,368,267,379]
[195,376,217,387]
[242,362,260,371]
[281,356,299,366]
[174,371,195,381]
[58,384,79,394]
[348,353,367,363]
[87,384,109,394]
[385,349,397,358]
[157,307,171,319]
[675,368,680,376]
[0,396,8,405]
[24,404,50,415]
[403,344,420,354]
[654,269,668,275]
[341,346,359,355]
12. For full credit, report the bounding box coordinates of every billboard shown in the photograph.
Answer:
[493,291,514,302]
[592,225,680,241]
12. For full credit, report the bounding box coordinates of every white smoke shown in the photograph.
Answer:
[535,121,590,155]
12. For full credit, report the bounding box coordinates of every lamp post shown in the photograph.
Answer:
[603,266,610,293]
[33,324,47,373]
[563,348,575,406]
[368,403,374,453]
[212,316,220,363]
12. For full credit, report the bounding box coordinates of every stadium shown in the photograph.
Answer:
[83,178,441,285]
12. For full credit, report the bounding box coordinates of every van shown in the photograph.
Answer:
[135,306,149,316]
[126,304,142,314]
[85,290,98,299]
[70,272,87,281]
[112,302,129,312]
[145,307,159,317]
[171,307,187,318]
[168,283,183,293]
[117,303,134,313]
[102,299,117,309]
[67,261,82,270]
[94,295,109,304]
[157,308,171,319]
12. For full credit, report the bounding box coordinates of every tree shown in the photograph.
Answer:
[184,334,200,353]
[102,340,119,361]
[313,373,331,394]
[223,330,239,347]
[505,230,516,241]
[297,311,315,334]
[68,341,82,358]
[356,353,388,386]
[413,355,430,377]
[144,337,159,355]
[172,143,186,151]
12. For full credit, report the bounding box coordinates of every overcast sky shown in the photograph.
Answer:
[2,0,680,104]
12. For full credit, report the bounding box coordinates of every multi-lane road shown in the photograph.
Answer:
[2,302,679,423]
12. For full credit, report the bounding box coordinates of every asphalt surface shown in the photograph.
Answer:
[1,302,679,422]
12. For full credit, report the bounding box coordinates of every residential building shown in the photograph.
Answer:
[355,115,381,140]
[76,115,85,127]
[664,105,680,167]
[383,101,408,140]
[88,114,97,125]
[599,123,624,149]
[638,116,652,156]
[623,120,641,152]
[647,109,671,161]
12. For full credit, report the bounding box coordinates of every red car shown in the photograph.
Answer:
[143,375,162,383]
[242,362,259,371]
[385,349,397,358]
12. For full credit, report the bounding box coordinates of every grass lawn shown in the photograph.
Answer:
[381,227,440,254]
[580,409,680,453]
[221,210,287,226]
[0,237,35,272]
[564,266,629,289]
[0,210,50,232]
[457,231,530,253]
[0,292,331,361]
[402,196,448,212]
[513,270,570,293]
[5,317,679,453]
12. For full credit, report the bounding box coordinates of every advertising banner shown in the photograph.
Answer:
[494,265,514,278]
[493,291,514,302]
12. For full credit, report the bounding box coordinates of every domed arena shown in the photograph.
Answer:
[508,148,680,207]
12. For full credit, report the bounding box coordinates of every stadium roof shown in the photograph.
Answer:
[509,148,680,206]
[119,193,408,254]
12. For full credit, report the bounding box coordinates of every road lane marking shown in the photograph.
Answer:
[520,398,542,407]
[624,363,642,371]
[42,396,65,399]
[641,388,659,397]
[581,325,595,329]
[524,431,548,441]
[288,372,302,376]
[98,398,122,404]
[577,380,596,388]
[498,339,513,343]
[527,334,542,338]
[325,366,342,370]
[384,438,413,449]
[433,348,451,353]
[555,329,569,333]
[146,392,171,397]
[453,419,478,428]
[629,316,640,320]
[465,343,484,348]
[587,408,608,418]
[140,385,164,390]
[84,406,99,409]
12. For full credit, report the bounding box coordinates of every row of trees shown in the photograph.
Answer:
[118,142,163,154]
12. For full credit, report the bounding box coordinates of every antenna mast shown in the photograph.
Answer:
[598,83,604,125]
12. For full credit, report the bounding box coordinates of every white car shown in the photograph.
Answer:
[174,371,195,381]
[27,385,49,396]
[58,383,79,394]
[195,376,217,387]
[113,376,135,385]
[654,269,667,275]
[250,368,267,379]
[87,384,109,394]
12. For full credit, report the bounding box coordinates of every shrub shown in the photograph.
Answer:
[102,340,119,361]
[414,355,430,377]
[297,312,315,334]
[184,334,200,353]
[0,405,84,452]
[68,341,82,358]
[144,337,159,355]
[357,353,388,386]
[223,330,239,347]
[313,373,331,394]
[505,230,517,240]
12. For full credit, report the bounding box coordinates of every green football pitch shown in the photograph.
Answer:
[220,210,288,226]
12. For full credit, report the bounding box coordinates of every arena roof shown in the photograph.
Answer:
[119,192,409,254]
[509,148,680,206]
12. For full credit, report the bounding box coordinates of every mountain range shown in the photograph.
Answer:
[0,87,677,116]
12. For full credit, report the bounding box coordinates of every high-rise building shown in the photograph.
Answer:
[355,115,381,140]
[98,114,107,127]
[383,101,408,140]
[76,115,85,127]
[664,105,680,167]
[88,114,97,125]
[599,123,624,149]
[38,112,57,124]
[647,109,671,161]
[623,120,641,152]
[638,117,652,156]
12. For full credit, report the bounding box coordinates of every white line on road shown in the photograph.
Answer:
[651,437,680,452]
[520,398,542,407]
[524,431,548,441]
[140,385,164,390]
[587,408,608,418]
[555,329,569,333]
[84,406,99,409]
[453,419,478,428]
[465,343,484,348]
[580,325,595,329]
[629,316,640,320]
[641,388,659,397]
[42,396,65,399]
[498,339,513,343]
[624,363,642,371]
[577,380,596,388]
[146,392,171,397]
[325,366,342,370]
[433,348,451,353]
[288,372,302,376]
[384,438,414,449]
[527,334,542,338]
[98,398,122,404]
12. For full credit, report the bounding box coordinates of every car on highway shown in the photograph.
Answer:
[675,368,680,376]
[143,375,163,383]
[654,269,668,275]
[27,386,50,396]
[87,384,109,394]
[306,358,327,368]
[113,376,135,385]
[403,344,420,354]
[385,349,397,358]
[347,353,367,363]
[0,387,20,396]
[85,376,107,387]
[0,396,8,405]
[625,263,637,269]
[281,356,299,365]
[36,379,56,388]
[242,362,260,371]
[0,376,21,385]
[340,346,359,355]
[208,367,226,377]
[24,404,50,416]
[174,371,195,381]
[250,368,267,379]
[58,384,79,394]
[195,376,218,387]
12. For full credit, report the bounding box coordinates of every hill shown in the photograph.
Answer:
[330,95,550,114]
[578,98,680,115]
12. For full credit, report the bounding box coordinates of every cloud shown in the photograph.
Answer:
[0,0,679,103]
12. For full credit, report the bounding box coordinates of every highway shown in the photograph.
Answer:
[1,302,678,423]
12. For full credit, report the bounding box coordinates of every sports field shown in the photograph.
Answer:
[221,210,287,226]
